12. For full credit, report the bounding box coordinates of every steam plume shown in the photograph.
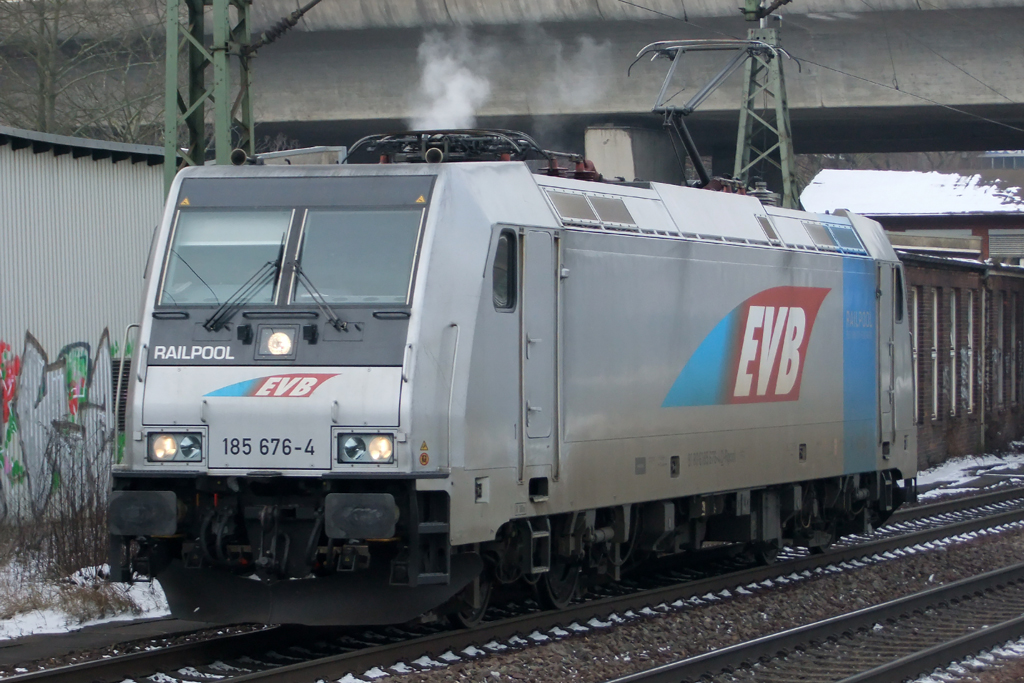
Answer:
[545,35,615,108]
[408,31,494,130]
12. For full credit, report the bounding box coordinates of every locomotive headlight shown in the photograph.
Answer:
[255,325,299,360]
[342,436,367,461]
[178,435,202,461]
[148,433,204,462]
[266,331,293,356]
[151,435,177,461]
[368,436,393,461]
[338,434,394,464]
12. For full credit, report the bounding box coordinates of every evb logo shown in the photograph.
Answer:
[206,373,337,398]
[663,286,830,407]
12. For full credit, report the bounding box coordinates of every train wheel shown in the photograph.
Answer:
[449,574,493,629]
[536,558,579,610]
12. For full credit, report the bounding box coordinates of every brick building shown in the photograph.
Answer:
[900,253,1024,468]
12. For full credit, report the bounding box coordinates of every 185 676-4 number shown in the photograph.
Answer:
[222,437,314,456]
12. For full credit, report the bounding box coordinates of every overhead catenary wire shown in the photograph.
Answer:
[882,19,900,90]
[245,0,325,54]
[614,0,1024,136]
[614,0,743,40]
[854,0,1018,105]
[795,56,1024,135]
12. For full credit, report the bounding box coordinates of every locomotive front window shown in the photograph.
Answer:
[160,210,291,305]
[293,209,423,305]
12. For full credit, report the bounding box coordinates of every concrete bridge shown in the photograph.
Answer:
[249,0,1024,160]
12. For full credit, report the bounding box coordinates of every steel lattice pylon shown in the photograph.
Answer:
[163,0,255,193]
[733,27,801,209]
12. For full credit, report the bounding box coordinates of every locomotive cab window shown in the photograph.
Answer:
[159,210,291,305]
[292,209,424,305]
[493,230,517,311]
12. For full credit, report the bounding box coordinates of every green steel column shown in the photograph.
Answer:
[772,35,799,210]
[211,0,231,165]
[163,0,255,194]
[732,27,801,209]
[733,41,758,191]
[742,0,763,21]
[233,1,255,156]
[163,0,180,193]
[185,0,206,172]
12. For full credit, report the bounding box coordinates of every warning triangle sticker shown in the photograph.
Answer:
[415,195,426,203]
[179,197,190,206]
[420,441,428,451]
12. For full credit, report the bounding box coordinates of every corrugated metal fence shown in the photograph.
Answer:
[0,140,162,353]
[1,129,163,518]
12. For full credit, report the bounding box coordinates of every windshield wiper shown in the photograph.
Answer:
[204,259,281,331]
[294,265,348,331]
[170,249,219,305]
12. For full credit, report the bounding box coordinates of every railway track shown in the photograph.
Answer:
[5,485,1024,683]
[608,560,1024,683]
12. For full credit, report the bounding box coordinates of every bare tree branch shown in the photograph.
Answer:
[0,0,166,143]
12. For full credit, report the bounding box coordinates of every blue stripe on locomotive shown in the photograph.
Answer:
[206,378,259,397]
[842,258,878,474]
[661,311,738,407]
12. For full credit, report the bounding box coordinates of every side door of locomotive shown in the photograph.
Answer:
[877,262,896,447]
[520,228,559,488]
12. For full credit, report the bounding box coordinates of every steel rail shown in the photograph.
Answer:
[836,613,1024,683]
[889,485,1024,523]
[7,489,1024,683]
[604,560,1024,683]
[0,626,289,683]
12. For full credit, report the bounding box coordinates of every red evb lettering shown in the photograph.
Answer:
[729,287,830,404]
[249,374,336,397]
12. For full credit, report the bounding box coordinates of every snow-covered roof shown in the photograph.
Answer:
[801,169,1024,216]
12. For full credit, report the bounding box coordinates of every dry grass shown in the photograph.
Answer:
[0,560,55,620]
[58,581,140,624]
[0,542,143,624]
[0,427,146,627]
[0,491,143,625]
[0,560,141,624]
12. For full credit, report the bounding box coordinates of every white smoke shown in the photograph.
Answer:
[534,33,615,109]
[407,31,494,130]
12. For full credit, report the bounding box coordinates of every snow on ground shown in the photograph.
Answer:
[0,564,169,641]
[917,445,1024,501]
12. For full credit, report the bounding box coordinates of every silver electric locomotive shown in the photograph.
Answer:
[110,131,916,625]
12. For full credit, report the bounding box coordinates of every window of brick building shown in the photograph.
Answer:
[1012,292,1018,404]
[998,291,1005,406]
[910,286,920,423]
[932,287,939,420]
[967,289,975,414]
[950,289,957,416]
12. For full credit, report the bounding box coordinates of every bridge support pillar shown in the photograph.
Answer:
[584,126,684,186]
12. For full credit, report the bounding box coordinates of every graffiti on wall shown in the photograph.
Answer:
[0,330,115,518]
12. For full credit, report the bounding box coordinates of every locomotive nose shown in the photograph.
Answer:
[140,365,403,471]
